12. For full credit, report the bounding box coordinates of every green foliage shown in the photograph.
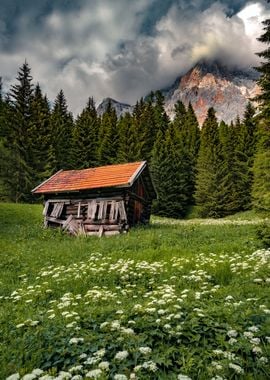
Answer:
[117,113,140,163]
[152,126,192,218]
[195,108,223,217]
[173,102,200,202]
[50,89,74,170]
[98,100,119,165]
[252,150,270,211]
[256,222,270,248]
[72,97,100,169]
[4,62,34,202]
[219,121,251,214]
[255,17,270,120]
[252,10,270,211]
[29,84,52,184]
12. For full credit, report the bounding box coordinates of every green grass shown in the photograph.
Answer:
[0,203,269,380]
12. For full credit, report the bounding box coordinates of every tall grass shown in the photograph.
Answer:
[0,203,269,379]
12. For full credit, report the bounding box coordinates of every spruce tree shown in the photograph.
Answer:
[117,113,140,163]
[130,98,149,161]
[174,102,200,201]
[5,61,34,202]
[140,101,158,161]
[29,84,51,184]
[98,99,118,165]
[219,122,250,214]
[195,108,223,217]
[50,89,74,171]
[151,125,191,218]
[153,91,169,135]
[0,79,12,200]
[173,100,187,132]
[72,97,100,169]
[252,4,270,210]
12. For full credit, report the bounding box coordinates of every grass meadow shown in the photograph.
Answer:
[0,203,269,380]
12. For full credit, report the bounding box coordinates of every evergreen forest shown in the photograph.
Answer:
[0,12,269,218]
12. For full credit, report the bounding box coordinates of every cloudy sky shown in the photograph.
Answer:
[0,0,269,114]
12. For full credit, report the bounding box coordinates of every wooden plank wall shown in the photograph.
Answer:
[43,198,129,236]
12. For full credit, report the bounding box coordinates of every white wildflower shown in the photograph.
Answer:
[121,327,135,335]
[114,350,129,361]
[142,361,158,372]
[243,331,253,339]
[16,323,25,328]
[227,329,238,338]
[114,375,127,380]
[22,374,36,380]
[252,346,262,354]
[69,337,84,344]
[259,357,268,364]
[134,365,142,372]
[228,363,244,374]
[6,374,20,380]
[30,320,39,326]
[85,369,102,379]
[250,337,260,345]
[111,321,121,331]
[211,361,223,370]
[98,361,110,371]
[57,371,72,379]
[139,346,152,355]
[248,325,259,332]
[69,366,83,373]
[95,349,106,357]
[178,375,192,380]
[100,322,109,329]
[32,369,44,376]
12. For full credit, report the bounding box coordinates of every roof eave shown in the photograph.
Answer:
[128,161,147,186]
[31,170,63,194]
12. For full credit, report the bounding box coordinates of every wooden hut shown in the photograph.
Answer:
[32,161,156,236]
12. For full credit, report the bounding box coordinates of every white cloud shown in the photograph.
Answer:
[0,0,269,115]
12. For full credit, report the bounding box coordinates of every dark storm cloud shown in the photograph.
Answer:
[0,0,269,114]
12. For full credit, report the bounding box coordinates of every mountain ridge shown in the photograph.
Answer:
[97,61,260,125]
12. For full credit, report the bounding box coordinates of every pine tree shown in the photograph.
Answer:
[174,102,200,201]
[72,97,100,169]
[5,61,34,202]
[29,84,51,184]
[219,122,250,214]
[173,100,187,131]
[252,4,270,210]
[117,113,140,163]
[153,91,170,135]
[195,108,223,217]
[140,101,158,161]
[130,98,149,160]
[98,99,118,165]
[151,125,191,218]
[50,89,74,171]
[240,102,257,164]
[0,79,12,200]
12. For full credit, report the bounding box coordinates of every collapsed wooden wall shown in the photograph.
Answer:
[43,198,128,236]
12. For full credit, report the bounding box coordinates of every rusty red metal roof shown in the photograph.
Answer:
[32,161,146,194]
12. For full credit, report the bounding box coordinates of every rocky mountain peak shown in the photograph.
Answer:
[163,60,260,125]
[97,97,133,118]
